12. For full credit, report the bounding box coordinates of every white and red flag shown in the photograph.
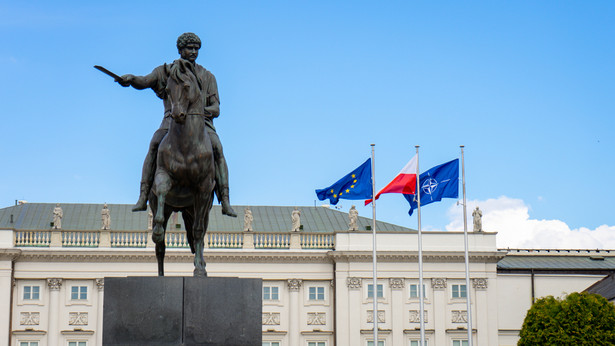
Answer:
[365,155,417,205]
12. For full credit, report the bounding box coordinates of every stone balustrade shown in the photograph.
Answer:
[13,230,336,250]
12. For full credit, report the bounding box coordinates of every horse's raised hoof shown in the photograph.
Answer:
[193,268,207,277]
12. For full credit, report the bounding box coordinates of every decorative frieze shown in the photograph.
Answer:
[389,278,404,289]
[367,310,385,323]
[431,278,447,290]
[69,312,88,325]
[346,277,362,289]
[287,279,302,291]
[307,312,326,325]
[262,312,280,325]
[96,278,104,291]
[472,278,488,290]
[20,312,40,325]
[409,310,428,323]
[47,278,62,290]
[452,310,468,323]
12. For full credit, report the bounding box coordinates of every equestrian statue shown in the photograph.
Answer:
[96,33,236,276]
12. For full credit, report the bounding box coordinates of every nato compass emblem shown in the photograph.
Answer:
[420,175,451,202]
[421,177,439,201]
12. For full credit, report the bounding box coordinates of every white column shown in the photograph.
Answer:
[389,279,405,346]
[473,278,490,345]
[287,279,302,346]
[431,278,447,345]
[346,277,362,346]
[0,257,14,346]
[47,278,62,346]
[334,271,348,345]
[96,279,105,346]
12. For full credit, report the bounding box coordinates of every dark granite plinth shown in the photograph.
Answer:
[103,276,262,346]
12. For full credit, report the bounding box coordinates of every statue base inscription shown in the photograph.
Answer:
[103,276,262,346]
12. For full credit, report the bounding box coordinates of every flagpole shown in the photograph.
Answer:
[461,145,473,345]
[371,144,378,345]
[415,145,425,346]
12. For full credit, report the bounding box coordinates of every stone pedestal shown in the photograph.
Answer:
[103,276,262,346]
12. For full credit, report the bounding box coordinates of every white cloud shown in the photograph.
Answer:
[445,196,615,249]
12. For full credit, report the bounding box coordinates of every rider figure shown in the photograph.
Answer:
[117,32,237,217]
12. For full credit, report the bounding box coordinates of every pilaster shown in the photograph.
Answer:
[287,279,302,345]
[47,278,62,346]
[96,278,104,346]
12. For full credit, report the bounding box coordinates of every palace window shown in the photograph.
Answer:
[263,286,279,301]
[452,284,467,298]
[308,342,326,346]
[367,284,384,299]
[20,342,39,346]
[367,341,385,346]
[409,284,426,298]
[71,286,88,300]
[309,286,325,300]
[23,286,40,300]
[410,341,428,346]
[262,342,280,346]
[68,342,87,346]
[452,340,468,346]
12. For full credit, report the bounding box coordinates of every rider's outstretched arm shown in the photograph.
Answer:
[117,72,158,90]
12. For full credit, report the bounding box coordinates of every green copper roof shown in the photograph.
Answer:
[0,203,414,233]
[498,255,615,270]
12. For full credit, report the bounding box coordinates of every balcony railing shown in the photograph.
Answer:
[13,230,335,250]
[14,231,51,247]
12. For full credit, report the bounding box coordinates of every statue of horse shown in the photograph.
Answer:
[149,59,215,276]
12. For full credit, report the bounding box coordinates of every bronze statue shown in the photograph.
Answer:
[148,59,216,276]
[98,33,235,276]
[116,33,236,218]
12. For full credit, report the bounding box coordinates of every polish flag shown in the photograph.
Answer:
[365,155,417,205]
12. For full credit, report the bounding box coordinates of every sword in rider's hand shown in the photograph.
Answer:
[94,65,126,85]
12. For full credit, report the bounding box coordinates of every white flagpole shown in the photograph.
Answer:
[370,144,378,345]
[415,145,425,346]
[461,145,473,345]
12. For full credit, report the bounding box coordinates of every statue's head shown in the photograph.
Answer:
[177,33,201,62]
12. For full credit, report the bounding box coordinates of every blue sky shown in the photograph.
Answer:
[1,1,614,248]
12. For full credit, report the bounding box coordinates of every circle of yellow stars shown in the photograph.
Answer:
[331,174,358,198]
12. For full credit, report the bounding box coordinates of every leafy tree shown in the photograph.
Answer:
[518,292,615,345]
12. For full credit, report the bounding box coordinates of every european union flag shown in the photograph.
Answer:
[316,158,373,205]
[403,159,459,216]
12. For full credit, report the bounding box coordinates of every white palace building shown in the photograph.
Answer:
[0,202,613,346]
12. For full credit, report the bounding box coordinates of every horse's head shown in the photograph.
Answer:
[166,59,202,124]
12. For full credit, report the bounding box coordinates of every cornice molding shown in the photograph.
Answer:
[11,248,506,264]
[329,251,506,263]
[0,248,22,260]
[14,249,333,264]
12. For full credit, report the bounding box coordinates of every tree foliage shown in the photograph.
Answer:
[518,292,615,345]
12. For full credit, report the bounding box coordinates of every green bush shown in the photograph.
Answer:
[518,292,615,345]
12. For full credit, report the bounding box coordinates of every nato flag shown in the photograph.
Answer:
[316,158,373,205]
[404,159,459,216]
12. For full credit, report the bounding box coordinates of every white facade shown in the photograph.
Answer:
[0,205,611,346]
